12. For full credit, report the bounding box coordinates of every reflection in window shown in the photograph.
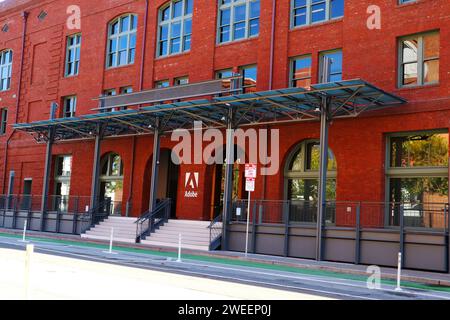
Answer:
[390,133,448,168]
[218,0,260,44]
[100,153,124,215]
[387,131,448,229]
[240,65,257,93]
[285,140,337,224]
[158,0,192,57]
[291,55,312,88]
[0,49,12,91]
[54,155,72,212]
[319,49,342,83]
[399,32,439,87]
[107,14,137,68]
[292,0,344,28]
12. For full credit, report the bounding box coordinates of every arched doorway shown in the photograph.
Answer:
[284,140,337,224]
[99,152,124,215]
[209,145,246,220]
[142,149,180,218]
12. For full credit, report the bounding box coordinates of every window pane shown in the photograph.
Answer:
[162,6,170,21]
[185,0,193,15]
[220,8,231,26]
[402,39,418,63]
[234,5,246,22]
[402,62,418,86]
[293,57,312,79]
[424,59,439,83]
[173,0,183,18]
[294,8,307,26]
[331,0,344,18]
[311,1,326,23]
[250,1,260,19]
[220,26,230,42]
[288,179,336,201]
[184,19,192,34]
[160,25,169,40]
[249,18,259,36]
[233,21,246,40]
[171,22,181,38]
[120,16,129,32]
[423,33,439,59]
[390,133,449,168]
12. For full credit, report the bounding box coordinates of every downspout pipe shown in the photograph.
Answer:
[268,0,276,90]
[126,0,149,216]
[2,11,28,194]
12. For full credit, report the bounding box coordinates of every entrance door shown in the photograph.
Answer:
[22,179,32,211]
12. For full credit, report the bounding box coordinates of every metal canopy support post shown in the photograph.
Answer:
[6,171,15,211]
[149,118,161,213]
[222,107,234,251]
[90,123,104,211]
[316,95,330,261]
[40,128,55,231]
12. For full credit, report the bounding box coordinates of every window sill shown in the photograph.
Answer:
[63,74,79,79]
[105,63,136,72]
[396,0,425,9]
[395,82,440,92]
[290,17,343,33]
[216,36,259,49]
[154,50,191,61]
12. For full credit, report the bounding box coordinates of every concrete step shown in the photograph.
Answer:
[81,233,135,244]
[167,219,211,226]
[85,229,136,238]
[93,225,137,231]
[158,225,210,234]
[153,230,210,241]
[147,235,210,246]
[140,240,210,251]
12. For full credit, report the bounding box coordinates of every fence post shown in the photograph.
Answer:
[355,202,361,265]
[72,197,78,235]
[446,204,449,274]
[283,201,290,257]
[399,204,405,268]
[252,200,257,253]
[56,197,61,234]
[12,196,18,229]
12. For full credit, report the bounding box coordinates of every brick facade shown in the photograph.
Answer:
[0,0,449,222]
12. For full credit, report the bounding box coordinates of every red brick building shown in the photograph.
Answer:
[0,0,449,235]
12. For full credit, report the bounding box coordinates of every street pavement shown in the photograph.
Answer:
[0,235,449,300]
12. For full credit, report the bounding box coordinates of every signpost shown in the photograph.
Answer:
[244,164,257,257]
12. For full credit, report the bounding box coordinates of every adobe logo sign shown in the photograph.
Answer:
[185,172,199,198]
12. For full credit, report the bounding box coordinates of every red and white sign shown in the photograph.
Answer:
[245,164,257,178]
[245,177,255,192]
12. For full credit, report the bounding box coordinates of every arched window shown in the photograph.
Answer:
[284,140,337,223]
[0,49,13,91]
[218,0,260,44]
[158,0,193,57]
[100,153,124,215]
[106,14,137,68]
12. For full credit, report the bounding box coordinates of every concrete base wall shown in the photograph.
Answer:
[227,223,449,273]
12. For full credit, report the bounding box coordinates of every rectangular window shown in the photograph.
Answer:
[155,80,170,88]
[0,50,12,91]
[65,34,81,77]
[0,109,7,135]
[291,55,312,88]
[399,31,439,87]
[240,65,257,93]
[387,131,448,229]
[218,0,260,44]
[292,0,344,28]
[63,96,77,118]
[54,155,72,212]
[174,76,189,86]
[319,49,342,83]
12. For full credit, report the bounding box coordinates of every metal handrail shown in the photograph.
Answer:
[135,199,171,243]
[79,199,112,233]
[208,214,223,250]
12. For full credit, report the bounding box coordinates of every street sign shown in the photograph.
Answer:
[245,177,255,192]
[245,164,257,178]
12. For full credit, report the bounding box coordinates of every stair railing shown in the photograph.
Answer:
[208,214,223,251]
[80,199,112,234]
[135,199,171,243]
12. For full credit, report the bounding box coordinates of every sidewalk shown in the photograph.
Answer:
[1,227,450,289]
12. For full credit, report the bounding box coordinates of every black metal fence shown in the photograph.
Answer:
[0,194,123,235]
[231,200,449,230]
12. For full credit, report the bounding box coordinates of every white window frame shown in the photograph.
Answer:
[291,0,344,29]
[63,96,77,118]
[106,14,138,68]
[217,0,260,44]
[157,0,193,57]
[65,34,81,77]
[0,49,13,91]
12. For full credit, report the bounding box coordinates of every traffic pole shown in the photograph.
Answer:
[245,191,251,258]
[20,220,29,243]
[395,252,402,291]
[177,233,182,262]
